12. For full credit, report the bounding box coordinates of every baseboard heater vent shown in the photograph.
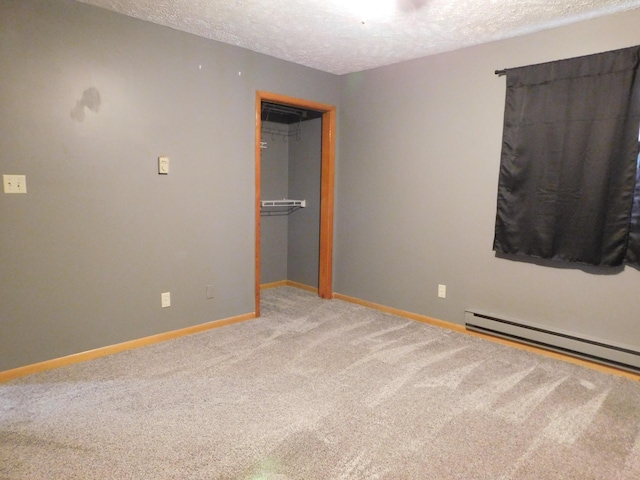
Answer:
[465,310,640,374]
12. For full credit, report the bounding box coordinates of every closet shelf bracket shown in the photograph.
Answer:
[260,199,306,216]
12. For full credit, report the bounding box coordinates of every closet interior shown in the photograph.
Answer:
[260,101,323,290]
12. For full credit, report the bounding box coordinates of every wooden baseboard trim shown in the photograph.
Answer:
[9,292,635,383]
[0,312,256,383]
[285,280,319,294]
[260,280,288,290]
[333,293,640,381]
[260,280,319,294]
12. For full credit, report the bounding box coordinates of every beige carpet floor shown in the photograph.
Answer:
[2,286,640,479]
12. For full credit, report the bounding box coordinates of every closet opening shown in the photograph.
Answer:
[255,92,336,316]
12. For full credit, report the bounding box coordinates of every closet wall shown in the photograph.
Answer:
[260,121,290,284]
[260,118,322,288]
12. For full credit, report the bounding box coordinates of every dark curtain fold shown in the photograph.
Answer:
[494,46,640,267]
[625,148,640,266]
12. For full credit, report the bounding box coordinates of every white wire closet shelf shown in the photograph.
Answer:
[260,199,306,216]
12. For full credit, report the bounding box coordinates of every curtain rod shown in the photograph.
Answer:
[495,69,506,77]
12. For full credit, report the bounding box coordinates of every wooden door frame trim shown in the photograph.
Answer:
[255,91,336,316]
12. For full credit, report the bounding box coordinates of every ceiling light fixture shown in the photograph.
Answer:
[335,0,396,23]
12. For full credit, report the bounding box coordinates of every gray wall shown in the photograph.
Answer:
[335,10,640,351]
[0,0,339,371]
[260,122,289,284]
[288,118,322,288]
[4,0,640,373]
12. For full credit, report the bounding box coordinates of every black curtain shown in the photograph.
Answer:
[494,46,640,267]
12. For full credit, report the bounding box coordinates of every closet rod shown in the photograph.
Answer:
[261,124,302,141]
[260,199,306,216]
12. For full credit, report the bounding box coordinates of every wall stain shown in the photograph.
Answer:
[70,87,101,122]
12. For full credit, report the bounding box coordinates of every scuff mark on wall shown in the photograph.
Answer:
[71,87,101,122]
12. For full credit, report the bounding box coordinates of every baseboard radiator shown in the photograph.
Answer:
[465,310,640,373]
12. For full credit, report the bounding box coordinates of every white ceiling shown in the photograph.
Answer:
[77,0,640,75]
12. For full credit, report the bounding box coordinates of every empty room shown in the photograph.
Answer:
[2,0,640,478]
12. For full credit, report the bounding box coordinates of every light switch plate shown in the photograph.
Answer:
[3,174,27,193]
[161,292,171,308]
[158,156,169,175]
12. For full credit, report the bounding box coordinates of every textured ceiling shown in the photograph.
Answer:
[76,0,640,75]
